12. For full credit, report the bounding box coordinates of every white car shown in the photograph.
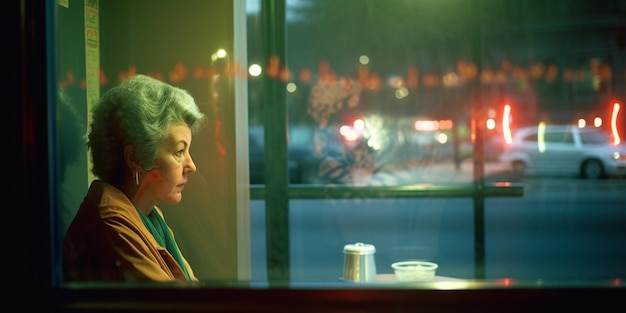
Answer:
[499,124,626,179]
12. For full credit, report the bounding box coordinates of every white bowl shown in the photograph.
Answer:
[391,261,438,282]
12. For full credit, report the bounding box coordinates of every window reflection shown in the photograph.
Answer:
[249,0,625,187]
[247,0,626,286]
[52,0,626,288]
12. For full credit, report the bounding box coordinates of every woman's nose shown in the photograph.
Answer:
[186,154,197,173]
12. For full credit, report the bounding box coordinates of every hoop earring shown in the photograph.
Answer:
[135,172,139,185]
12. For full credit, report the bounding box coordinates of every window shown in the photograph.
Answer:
[18,0,626,311]
[580,129,612,145]
[544,131,571,143]
[243,0,626,285]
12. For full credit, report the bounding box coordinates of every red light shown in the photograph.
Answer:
[414,120,454,131]
[613,278,622,287]
[502,104,512,144]
[496,278,515,287]
[610,102,621,145]
[439,119,453,130]
[470,119,476,143]
[339,119,365,142]
[612,278,622,287]
[414,120,439,131]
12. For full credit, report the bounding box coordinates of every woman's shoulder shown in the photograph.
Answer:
[85,180,139,220]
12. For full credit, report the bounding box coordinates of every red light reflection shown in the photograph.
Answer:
[610,102,621,145]
[612,278,621,287]
[496,278,515,287]
[502,104,512,144]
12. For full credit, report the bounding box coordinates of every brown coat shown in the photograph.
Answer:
[63,180,198,282]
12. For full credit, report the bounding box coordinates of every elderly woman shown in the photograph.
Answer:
[63,74,206,282]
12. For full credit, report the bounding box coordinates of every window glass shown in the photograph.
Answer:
[53,0,626,290]
[580,129,612,145]
[57,0,244,284]
[246,0,626,286]
[544,131,569,143]
[562,132,575,144]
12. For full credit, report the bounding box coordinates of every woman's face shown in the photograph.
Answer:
[141,124,196,206]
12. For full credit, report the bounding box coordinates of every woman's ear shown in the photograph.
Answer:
[124,145,141,172]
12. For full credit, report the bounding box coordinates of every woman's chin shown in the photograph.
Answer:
[165,194,183,205]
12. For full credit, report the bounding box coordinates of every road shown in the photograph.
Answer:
[249,164,626,283]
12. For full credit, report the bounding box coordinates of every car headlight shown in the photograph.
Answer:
[614,152,626,161]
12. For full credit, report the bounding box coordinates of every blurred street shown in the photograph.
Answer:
[359,158,516,186]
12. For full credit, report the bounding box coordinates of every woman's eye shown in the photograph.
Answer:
[175,150,184,157]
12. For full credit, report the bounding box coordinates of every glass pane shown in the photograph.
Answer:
[52,0,626,291]
[247,0,626,287]
[57,0,246,284]
[251,198,476,282]
[248,0,626,187]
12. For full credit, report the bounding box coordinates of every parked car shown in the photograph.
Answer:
[499,124,626,179]
[248,126,320,184]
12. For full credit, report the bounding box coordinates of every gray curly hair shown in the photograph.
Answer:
[87,74,207,186]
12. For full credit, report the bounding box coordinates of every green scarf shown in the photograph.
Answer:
[138,208,191,280]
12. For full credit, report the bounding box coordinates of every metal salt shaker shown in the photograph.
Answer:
[342,242,377,282]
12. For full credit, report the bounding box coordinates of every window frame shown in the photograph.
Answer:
[12,0,624,311]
